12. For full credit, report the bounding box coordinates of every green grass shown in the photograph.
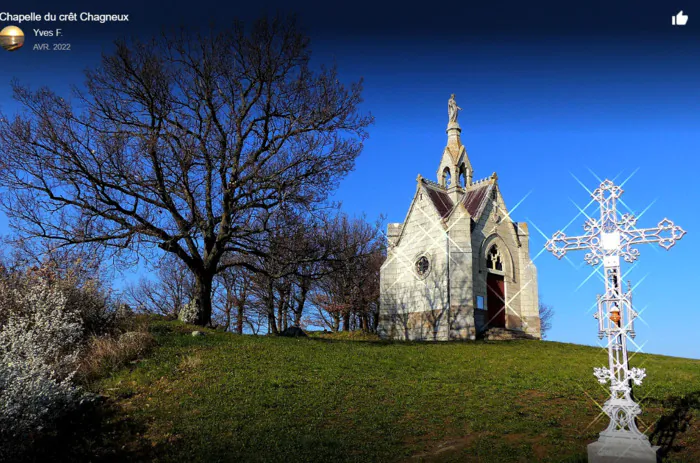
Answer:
[85,318,700,462]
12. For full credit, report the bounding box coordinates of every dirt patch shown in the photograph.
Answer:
[408,431,554,462]
[408,432,491,461]
[502,432,527,443]
[522,389,548,399]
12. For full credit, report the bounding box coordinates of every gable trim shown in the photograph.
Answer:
[391,178,449,247]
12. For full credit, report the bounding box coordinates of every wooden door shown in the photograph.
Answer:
[486,273,506,328]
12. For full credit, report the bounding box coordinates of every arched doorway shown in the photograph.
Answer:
[486,245,506,328]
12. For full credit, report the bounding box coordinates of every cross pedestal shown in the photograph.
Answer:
[588,435,660,462]
[545,179,685,463]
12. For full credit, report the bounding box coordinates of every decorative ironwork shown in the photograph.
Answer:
[545,179,686,450]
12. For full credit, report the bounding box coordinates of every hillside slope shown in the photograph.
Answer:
[87,319,699,462]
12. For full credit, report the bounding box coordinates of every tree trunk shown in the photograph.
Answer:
[282,297,288,331]
[332,312,340,332]
[236,302,244,334]
[193,271,214,326]
[235,283,247,335]
[277,286,289,332]
[294,283,308,327]
[342,311,351,331]
[360,312,369,332]
[277,296,284,333]
[371,309,379,333]
[224,304,231,332]
[266,280,278,335]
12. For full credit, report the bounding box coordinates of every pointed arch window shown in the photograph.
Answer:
[487,245,503,272]
[441,167,451,188]
[458,164,467,187]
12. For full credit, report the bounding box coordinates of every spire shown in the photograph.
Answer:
[446,120,462,158]
[437,94,472,195]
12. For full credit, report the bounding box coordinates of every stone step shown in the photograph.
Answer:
[482,327,536,341]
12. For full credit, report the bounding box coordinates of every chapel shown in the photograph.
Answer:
[378,95,541,341]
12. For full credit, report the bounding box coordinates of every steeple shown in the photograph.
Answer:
[437,94,473,198]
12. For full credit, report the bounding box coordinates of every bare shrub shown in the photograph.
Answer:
[179,353,203,371]
[78,330,155,382]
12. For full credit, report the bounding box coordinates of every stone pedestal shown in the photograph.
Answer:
[446,121,461,138]
[588,436,660,462]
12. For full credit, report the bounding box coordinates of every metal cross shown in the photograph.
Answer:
[545,179,686,456]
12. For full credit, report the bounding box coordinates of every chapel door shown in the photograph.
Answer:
[486,273,506,328]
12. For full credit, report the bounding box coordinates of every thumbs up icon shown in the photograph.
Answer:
[672,11,689,26]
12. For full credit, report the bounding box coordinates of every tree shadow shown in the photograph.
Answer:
[6,395,161,463]
[648,390,700,458]
[379,262,453,341]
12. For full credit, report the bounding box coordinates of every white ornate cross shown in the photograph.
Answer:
[545,179,686,449]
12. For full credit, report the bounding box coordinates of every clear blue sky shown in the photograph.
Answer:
[0,1,698,358]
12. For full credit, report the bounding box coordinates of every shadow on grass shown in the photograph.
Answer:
[305,335,399,347]
[305,334,493,348]
[649,390,699,458]
[8,396,161,463]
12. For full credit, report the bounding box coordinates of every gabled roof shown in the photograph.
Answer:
[424,184,454,219]
[462,182,493,220]
[390,177,499,248]
[389,177,448,247]
[421,178,495,224]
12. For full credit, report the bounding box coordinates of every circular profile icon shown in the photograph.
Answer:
[0,25,25,51]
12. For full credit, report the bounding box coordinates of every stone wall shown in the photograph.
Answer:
[379,188,451,340]
[379,178,541,341]
[446,203,475,340]
[469,186,541,338]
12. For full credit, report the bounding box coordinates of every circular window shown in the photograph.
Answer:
[415,255,430,277]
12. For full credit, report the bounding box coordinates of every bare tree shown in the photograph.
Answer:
[0,15,372,326]
[246,207,326,334]
[214,262,254,333]
[311,213,385,332]
[125,253,194,317]
[539,297,554,339]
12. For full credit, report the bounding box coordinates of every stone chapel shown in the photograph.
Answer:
[378,94,541,341]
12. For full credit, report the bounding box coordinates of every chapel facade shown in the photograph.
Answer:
[378,95,541,341]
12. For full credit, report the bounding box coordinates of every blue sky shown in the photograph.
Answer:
[0,1,698,358]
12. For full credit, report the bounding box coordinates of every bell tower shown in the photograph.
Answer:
[436,94,473,201]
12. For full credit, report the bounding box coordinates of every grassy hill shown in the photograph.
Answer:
[74,318,700,462]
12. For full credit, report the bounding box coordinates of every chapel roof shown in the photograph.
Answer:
[424,184,454,219]
[421,178,495,224]
[462,182,493,219]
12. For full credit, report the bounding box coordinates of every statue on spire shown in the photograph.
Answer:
[448,94,461,123]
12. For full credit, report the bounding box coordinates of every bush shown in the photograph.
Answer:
[0,278,86,457]
[178,298,199,324]
[61,277,115,337]
[78,330,155,382]
[0,260,117,337]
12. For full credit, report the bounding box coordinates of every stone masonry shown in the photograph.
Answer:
[378,95,541,341]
